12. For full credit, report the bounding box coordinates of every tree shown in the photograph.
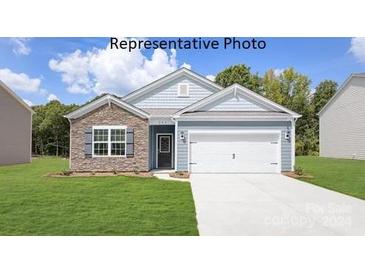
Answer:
[312,80,337,114]
[262,69,285,105]
[277,68,315,155]
[32,100,78,156]
[215,64,262,94]
[310,80,338,153]
[32,104,48,155]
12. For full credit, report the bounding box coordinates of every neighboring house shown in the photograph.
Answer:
[0,80,34,165]
[65,68,301,173]
[319,73,365,160]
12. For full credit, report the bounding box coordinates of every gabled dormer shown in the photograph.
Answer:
[123,68,222,109]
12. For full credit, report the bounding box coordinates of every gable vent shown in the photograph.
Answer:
[178,83,189,97]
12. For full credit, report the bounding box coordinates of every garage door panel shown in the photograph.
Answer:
[190,132,280,173]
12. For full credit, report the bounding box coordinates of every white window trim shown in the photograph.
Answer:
[177,83,189,97]
[92,125,127,157]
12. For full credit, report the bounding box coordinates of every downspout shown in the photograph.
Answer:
[318,112,321,157]
[66,117,72,170]
[172,117,178,171]
[291,117,297,171]
[30,112,33,163]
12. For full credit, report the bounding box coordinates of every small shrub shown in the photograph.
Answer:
[308,150,319,156]
[170,171,189,179]
[131,161,139,174]
[112,169,118,175]
[294,165,303,176]
[61,170,72,176]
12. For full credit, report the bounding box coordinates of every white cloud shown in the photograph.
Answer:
[349,37,365,63]
[273,68,285,77]
[49,50,92,94]
[180,62,191,69]
[206,74,215,81]
[0,68,41,92]
[9,38,31,56]
[49,39,181,95]
[47,93,59,102]
[23,99,33,106]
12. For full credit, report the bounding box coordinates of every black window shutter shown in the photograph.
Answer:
[85,127,92,158]
[126,128,134,158]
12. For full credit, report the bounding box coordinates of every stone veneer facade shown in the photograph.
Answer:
[70,103,149,171]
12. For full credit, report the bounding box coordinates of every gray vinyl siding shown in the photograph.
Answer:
[149,125,175,169]
[176,121,292,172]
[130,77,217,109]
[320,77,365,160]
[201,93,268,111]
[0,85,32,165]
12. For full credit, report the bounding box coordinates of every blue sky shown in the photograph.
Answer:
[0,37,364,106]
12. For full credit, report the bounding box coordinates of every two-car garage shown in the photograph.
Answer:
[189,130,282,173]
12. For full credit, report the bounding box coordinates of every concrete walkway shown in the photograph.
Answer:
[152,169,189,182]
[190,174,365,235]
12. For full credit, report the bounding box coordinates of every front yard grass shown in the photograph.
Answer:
[0,157,198,235]
[296,156,365,200]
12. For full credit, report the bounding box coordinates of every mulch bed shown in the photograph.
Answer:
[169,172,190,179]
[282,171,314,179]
[48,171,153,178]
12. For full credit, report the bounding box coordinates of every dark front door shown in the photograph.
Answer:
[157,134,173,169]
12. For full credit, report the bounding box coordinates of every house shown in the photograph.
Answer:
[0,80,34,165]
[319,73,365,160]
[65,68,301,173]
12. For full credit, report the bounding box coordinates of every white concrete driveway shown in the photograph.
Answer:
[190,174,365,235]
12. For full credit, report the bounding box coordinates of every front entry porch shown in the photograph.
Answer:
[149,125,175,170]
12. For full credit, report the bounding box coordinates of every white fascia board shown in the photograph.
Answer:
[318,74,365,116]
[123,68,222,102]
[149,115,175,119]
[188,129,282,134]
[0,80,35,114]
[64,95,150,119]
[175,116,292,122]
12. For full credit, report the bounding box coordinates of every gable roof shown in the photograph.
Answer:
[64,94,150,119]
[123,68,223,102]
[318,73,365,116]
[178,111,292,121]
[173,83,301,118]
[0,80,35,114]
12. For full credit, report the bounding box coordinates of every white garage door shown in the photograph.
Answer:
[189,131,281,173]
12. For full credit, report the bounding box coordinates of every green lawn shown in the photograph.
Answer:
[0,158,198,235]
[296,156,365,200]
